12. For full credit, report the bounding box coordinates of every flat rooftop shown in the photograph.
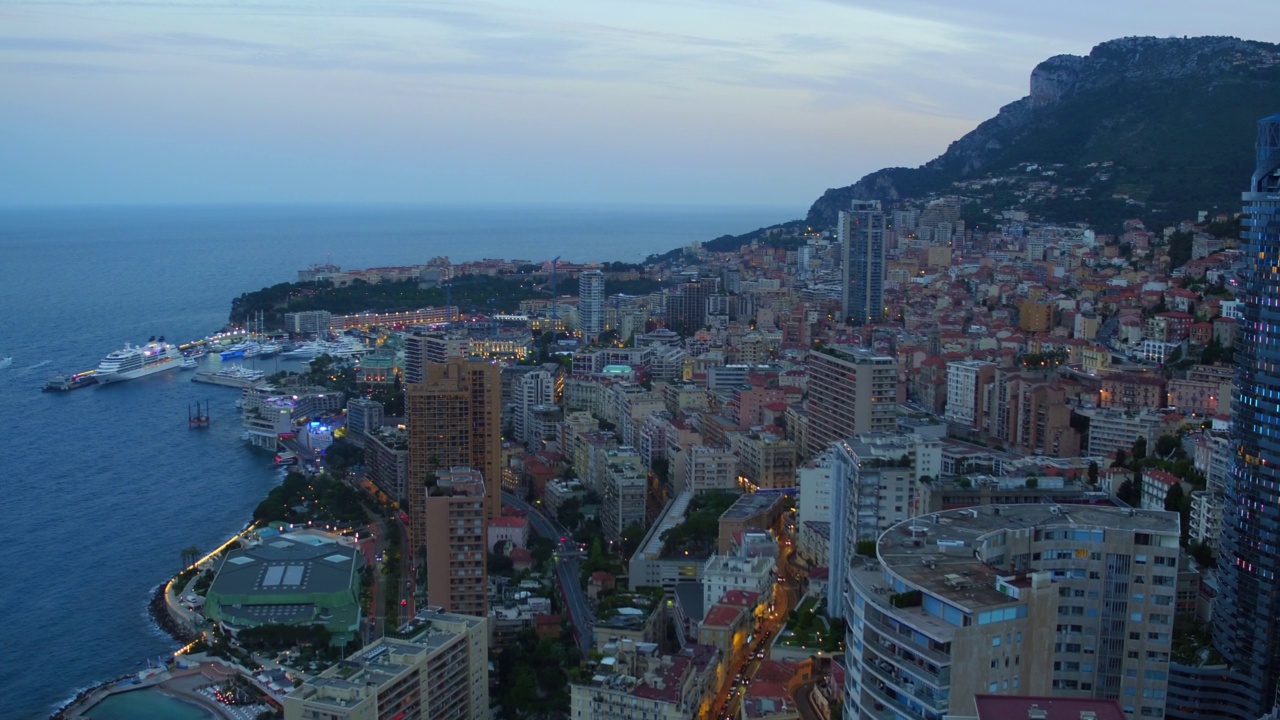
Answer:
[720,492,779,521]
[871,505,1179,614]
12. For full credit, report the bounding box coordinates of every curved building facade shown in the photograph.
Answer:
[1212,114,1280,719]
[841,505,1179,720]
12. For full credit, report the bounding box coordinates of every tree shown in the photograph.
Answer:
[1155,434,1183,460]
[1132,437,1148,463]
[1113,449,1128,469]
[1088,461,1100,486]
[620,522,647,560]
[1025,476,1039,489]
[1117,478,1140,507]
[556,497,583,530]
[1164,482,1186,513]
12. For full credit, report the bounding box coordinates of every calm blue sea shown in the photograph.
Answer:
[0,203,796,719]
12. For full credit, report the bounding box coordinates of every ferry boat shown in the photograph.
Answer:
[94,337,181,384]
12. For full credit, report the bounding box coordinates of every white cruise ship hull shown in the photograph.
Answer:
[95,358,180,384]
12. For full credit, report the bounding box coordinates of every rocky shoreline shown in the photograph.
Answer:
[150,581,200,645]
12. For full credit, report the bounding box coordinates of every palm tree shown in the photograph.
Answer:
[181,545,201,569]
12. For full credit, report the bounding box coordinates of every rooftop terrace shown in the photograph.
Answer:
[866,505,1179,615]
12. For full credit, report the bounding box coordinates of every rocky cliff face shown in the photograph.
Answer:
[806,35,1280,228]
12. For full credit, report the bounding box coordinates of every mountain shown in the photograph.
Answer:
[806,36,1280,232]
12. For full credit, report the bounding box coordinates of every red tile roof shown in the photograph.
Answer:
[719,589,762,607]
[702,604,745,628]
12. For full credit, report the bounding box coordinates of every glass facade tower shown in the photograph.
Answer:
[839,200,886,325]
[1214,114,1280,718]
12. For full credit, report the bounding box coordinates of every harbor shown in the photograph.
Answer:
[40,331,252,392]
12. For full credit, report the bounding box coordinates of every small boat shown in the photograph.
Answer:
[181,356,198,370]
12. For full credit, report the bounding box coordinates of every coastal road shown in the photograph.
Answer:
[502,492,594,656]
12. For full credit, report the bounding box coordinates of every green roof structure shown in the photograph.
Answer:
[204,531,361,645]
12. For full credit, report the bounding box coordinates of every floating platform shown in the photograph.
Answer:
[43,372,98,392]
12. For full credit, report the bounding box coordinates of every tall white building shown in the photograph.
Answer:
[579,269,605,342]
[513,370,555,444]
[945,360,995,429]
[601,448,647,541]
[827,433,939,619]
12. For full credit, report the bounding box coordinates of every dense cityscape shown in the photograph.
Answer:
[49,106,1280,720]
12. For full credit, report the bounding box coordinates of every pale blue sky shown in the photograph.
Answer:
[2,1,1277,207]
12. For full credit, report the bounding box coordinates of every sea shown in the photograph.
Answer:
[0,202,797,719]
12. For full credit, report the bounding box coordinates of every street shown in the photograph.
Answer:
[502,492,595,657]
[704,534,806,720]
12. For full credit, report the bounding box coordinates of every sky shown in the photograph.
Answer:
[2,1,1279,208]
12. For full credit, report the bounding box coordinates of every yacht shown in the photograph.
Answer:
[181,356,199,370]
[95,337,181,384]
[279,341,323,359]
[214,364,266,382]
[219,342,250,360]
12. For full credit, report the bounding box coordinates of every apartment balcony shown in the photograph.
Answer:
[862,630,950,688]
[861,647,950,714]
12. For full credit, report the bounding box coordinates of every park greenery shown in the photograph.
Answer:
[659,490,740,558]
[780,597,845,653]
[253,471,370,526]
[495,629,575,718]
[230,270,665,330]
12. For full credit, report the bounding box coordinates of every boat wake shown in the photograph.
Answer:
[22,360,51,372]
[0,357,12,370]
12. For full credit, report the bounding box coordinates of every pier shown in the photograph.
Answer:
[50,330,250,391]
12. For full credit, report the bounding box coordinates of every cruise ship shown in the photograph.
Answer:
[95,337,181,384]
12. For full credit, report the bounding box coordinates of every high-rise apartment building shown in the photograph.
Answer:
[283,610,488,720]
[578,268,605,342]
[406,358,502,560]
[839,200,887,325]
[945,360,996,430]
[600,447,647,541]
[838,505,1181,720]
[1211,113,1280,719]
[512,369,555,445]
[403,332,469,384]
[665,277,718,336]
[423,467,488,616]
[805,345,897,452]
[346,397,385,440]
